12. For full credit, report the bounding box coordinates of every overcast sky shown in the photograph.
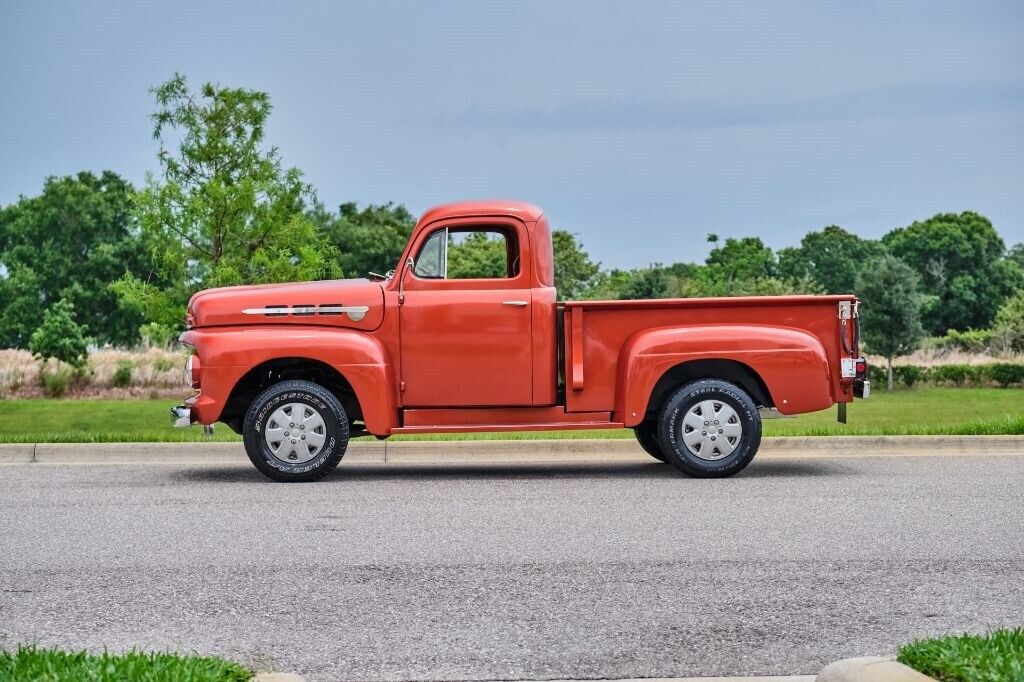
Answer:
[1,1,1021,268]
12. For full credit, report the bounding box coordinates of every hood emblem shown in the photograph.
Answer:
[242,304,369,322]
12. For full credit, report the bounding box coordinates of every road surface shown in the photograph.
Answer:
[1,449,1022,680]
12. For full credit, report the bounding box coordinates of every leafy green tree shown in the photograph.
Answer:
[114,74,340,331]
[29,299,89,369]
[619,265,670,300]
[0,171,150,347]
[680,272,822,297]
[856,255,925,391]
[1007,243,1024,270]
[0,266,42,349]
[992,291,1024,352]
[446,231,509,279]
[778,225,883,294]
[705,237,776,282]
[882,212,1018,334]
[309,201,415,277]
[552,230,600,300]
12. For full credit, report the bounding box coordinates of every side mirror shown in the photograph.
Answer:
[399,256,414,304]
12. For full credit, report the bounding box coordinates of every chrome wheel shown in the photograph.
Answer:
[264,402,327,463]
[680,399,743,460]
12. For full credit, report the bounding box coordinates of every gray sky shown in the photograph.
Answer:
[2,0,1022,268]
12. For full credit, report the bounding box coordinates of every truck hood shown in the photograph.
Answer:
[187,278,385,331]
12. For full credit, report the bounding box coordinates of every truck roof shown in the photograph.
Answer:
[417,199,545,226]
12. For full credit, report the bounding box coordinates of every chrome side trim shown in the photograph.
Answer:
[242,305,370,322]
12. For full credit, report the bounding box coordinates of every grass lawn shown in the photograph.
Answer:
[898,628,1024,682]
[0,387,1020,443]
[0,646,250,681]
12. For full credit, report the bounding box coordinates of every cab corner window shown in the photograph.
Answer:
[413,227,520,280]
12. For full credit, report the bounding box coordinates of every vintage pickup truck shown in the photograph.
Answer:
[173,200,868,482]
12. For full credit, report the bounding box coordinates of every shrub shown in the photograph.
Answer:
[992,291,1024,352]
[139,322,177,349]
[29,299,89,369]
[987,363,1024,387]
[111,360,135,388]
[39,365,76,398]
[933,364,973,386]
[934,328,995,353]
[869,365,888,387]
[153,356,176,372]
[894,365,926,387]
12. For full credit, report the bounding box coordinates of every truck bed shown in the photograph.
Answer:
[561,294,857,417]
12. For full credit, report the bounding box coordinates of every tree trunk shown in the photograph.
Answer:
[887,356,894,392]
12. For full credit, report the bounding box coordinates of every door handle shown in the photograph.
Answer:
[502,300,528,307]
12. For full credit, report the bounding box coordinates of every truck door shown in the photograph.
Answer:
[399,221,533,406]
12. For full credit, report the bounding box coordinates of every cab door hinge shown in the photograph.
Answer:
[400,381,406,392]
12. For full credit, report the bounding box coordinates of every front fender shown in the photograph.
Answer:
[615,324,832,426]
[181,326,397,434]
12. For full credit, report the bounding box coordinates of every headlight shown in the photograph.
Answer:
[184,354,201,388]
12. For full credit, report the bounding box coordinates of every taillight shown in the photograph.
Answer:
[856,361,866,374]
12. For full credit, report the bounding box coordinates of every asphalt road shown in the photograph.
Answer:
[1,450,1022,681]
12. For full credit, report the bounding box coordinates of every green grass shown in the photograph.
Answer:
[0,387,1020,443]
[0,645,251,681]
[897,628,1024,682]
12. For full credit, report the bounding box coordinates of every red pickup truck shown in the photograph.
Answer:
[174,200,868,482]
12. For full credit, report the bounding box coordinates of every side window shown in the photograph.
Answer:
[448,229,517,279]
[413,227,520,280]
[413,229,446,278]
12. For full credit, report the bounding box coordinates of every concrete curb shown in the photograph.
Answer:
[253,673,304,682]
[816,656,934,682]
[0,435,1020,465]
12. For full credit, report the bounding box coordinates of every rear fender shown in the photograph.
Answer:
[182,326,397,434]
[615,324,832,426]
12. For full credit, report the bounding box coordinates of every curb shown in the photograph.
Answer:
[817,656,935,682]
[253,674,304,682]
[0,435,1020,465]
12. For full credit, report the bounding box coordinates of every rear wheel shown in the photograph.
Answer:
[633,421,667,462]
[658,379,761,478]
[243,379,349,482]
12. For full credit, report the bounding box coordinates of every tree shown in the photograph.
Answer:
[446,231,509,279]
[777,225,883,294]
[114,74,340,331]
[29,299,89,369]
[309,201,415,277]
[992,291,1024,352]
[882,212,1018,334]
[705,237,776,282]
[856,255,925,391]
[619,266,670,300]
[1007,243,1024,270]
[552,230,600,300]
[0,171,150,347]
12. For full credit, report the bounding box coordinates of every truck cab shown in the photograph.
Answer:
[175,200,868,482]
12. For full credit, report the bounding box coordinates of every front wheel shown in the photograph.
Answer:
[633,421,667,462]
[243,380,349,482]
[658,379,761,478]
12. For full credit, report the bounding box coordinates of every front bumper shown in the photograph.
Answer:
[171,405,192,428]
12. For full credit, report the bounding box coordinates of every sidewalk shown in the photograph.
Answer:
[1,435,1021,464]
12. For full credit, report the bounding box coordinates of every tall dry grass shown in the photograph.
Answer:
[0,348,186,398]
[867,347,1024,367]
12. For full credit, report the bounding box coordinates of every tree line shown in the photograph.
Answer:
[1,75,1022,390]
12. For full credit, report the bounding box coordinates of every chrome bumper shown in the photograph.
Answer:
[855,380,870,399]
[171,405,191,428]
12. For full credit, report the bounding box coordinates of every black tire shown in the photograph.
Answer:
[658,379,761,478]
[243,379,349,482]
[633,421,667,462]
